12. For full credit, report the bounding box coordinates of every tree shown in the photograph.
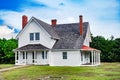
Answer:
[90,36,120,62]
[0,38,18,64]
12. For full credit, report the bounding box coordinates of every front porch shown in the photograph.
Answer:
[14,44,49,65]
[80,45,101,66]
[15,51,49,65]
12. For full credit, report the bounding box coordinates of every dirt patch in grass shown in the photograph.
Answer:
[77,72,97,77]
[99,73,120,77]
[110,78,120,80]
[105,74,120,76]
[104,68,120,72]
[37,76,64,80]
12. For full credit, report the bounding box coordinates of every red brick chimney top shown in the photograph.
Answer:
[51,19,57,26]
[79,15,83,35]
[22,15,28,29]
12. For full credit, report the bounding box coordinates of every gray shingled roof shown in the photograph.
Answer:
[15,17,89,50]
[52,22,89,49]
[33,17,60,39]
[15,44,49,51]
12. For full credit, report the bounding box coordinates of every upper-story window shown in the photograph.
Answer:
[30,32,40,41]
[35,32,40,40]
[30,33,34,41]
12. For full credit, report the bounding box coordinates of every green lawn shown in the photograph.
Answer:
[0,64,14,69]
[0,63,120,80]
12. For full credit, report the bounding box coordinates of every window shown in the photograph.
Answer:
[42,51,44,59]
[35,32,40,40]
[23,52,25,59]
[26,52,27,59]
[63,52,67,59]
[30,32,40,41]
[42,51,47,59]
[32,52,34,59]
[45,51,47,59]
[16,51,18,60]
[30,33,34,41]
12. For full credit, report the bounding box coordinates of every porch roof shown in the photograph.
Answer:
[14,44,49,51]
[81,45,101,52]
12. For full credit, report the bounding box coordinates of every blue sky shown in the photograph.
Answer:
[0,0,120,39]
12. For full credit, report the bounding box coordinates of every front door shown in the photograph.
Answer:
[27,52,33,64]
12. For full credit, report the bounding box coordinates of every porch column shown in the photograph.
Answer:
[98,53,100,65]
[25,51,27,64]
[34,51,37,64]
[97,52,99,65]
[95,51,97,65]
[94,51,95,65]
[96,51,97,65]
[96,52,98,65]
[15,51,17,64]
[93,51,94,64]
[91,51,93,65]
[18,51,21,64]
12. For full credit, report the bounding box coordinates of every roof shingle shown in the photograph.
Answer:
[15,17,89,50]
[52,22,89,49]
[15,44,49,51]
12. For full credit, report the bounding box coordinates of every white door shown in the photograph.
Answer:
[27,52,33,64]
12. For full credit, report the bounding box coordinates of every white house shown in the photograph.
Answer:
[14,15,101,66]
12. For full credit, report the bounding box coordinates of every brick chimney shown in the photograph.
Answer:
[79,15,83,35]
[51,19,57,26]
[22,15,28,29]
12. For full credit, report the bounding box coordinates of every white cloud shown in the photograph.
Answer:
[0,25,17,39]
[0,0,119,39]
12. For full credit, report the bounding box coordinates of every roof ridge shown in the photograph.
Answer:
[32,17,51,25]
[55,22,89,26]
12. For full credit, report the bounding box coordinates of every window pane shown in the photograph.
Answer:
[26,52,27,59]
[42,51,44,59]
[17,51,18,60]
[30,33,34,41]
[23,52,25,59]
[35,32,40,40]
[45,51,47,59]
[63,52,67,59]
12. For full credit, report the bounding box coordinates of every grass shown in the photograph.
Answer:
[0,63,120,80]
[0,64,14,69]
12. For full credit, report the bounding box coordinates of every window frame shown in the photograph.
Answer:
[42,51,47,59]
[16,51,18,60]
[30,33,34,41]
[23,52,25,59]
[35,32,40,40]
[63,52,67,59]
[42,51,44,59]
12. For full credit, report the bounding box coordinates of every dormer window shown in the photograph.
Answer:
[30,33,34,41]
[30,32,40,41]
[35,32,40,40]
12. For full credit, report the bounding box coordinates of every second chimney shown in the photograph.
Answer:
[22,15,28,29]
[79,15,83,35]
[51,19,57,26]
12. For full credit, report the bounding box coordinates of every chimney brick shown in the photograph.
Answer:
[22,15,28,29]
[51,19,57,26]
[79,15,83,35]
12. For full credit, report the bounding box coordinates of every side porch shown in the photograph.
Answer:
[80,45,101,66]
